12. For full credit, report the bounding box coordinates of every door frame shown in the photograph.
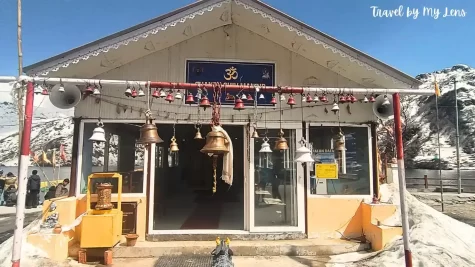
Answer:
[147,121,249,235]
[249,122,305,233]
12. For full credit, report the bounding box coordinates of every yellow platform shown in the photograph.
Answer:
[80,172,123,249]
[80,209,123,248]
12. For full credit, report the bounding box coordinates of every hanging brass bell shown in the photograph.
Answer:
[200,128,229,155]
[170,136,179,152]
[194,128,203,139]
[251,129,259,138]
[274,130,289,150]
[334,139,345,151]
[137,119,163,144]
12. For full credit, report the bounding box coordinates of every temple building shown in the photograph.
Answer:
[24,0,420,244]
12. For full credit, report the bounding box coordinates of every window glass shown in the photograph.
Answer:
[80,122,145,194]
[308,126,371,195]
[253,129,298,227]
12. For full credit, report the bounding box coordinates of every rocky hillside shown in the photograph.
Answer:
[410,64,475,168]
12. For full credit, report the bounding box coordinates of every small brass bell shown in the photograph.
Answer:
[194,128,203,139]
[334,139,345,151]
[274,130,289,150]
[251,129,259,138]
[137,119,163,144]
[200,127,229,155]
[170,136,179,152]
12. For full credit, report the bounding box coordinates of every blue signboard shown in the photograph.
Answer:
[185,60,275,106]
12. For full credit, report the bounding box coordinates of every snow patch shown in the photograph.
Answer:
[327,183,475,266]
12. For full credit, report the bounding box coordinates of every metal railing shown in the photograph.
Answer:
[406,175,475,193]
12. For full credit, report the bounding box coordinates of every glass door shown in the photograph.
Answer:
[249,123,305,232]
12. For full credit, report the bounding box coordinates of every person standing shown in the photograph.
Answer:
[26,170,41,209]
[0,177,5,206]
[55,179,70,198]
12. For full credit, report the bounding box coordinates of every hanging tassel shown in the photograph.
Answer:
[212,155,218,194]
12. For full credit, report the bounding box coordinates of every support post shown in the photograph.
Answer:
[11,81,34,267]
[453,78,462,194]
[424,175,428,189]
[392,93,412,267]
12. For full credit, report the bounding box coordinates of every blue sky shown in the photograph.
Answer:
[0,0,473,77]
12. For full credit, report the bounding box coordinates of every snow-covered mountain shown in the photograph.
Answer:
[0,84,144,167]
[409,64,475,168]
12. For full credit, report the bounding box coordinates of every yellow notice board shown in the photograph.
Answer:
[315,164,338,179]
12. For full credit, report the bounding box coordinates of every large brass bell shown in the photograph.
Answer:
[170,136,179,152]
[200,127,229,155]
[137,119,163,144]
[274,130,289,150]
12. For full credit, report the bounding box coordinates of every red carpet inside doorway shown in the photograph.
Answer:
[180,202,222,229]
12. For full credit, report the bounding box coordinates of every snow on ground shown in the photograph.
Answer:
[0,217,48,267]
[327,183,475,267]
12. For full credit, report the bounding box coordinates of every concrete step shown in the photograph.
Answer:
[112,239,370,258]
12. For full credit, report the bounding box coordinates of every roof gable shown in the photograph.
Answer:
[25,0,420,87]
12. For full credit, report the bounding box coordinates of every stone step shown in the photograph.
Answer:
[112,239,370,258]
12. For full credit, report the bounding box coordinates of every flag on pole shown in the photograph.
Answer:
[434,75,441,97]
[60,144,67,161]
[42,151,51,165]
[30,151,39,163]
[52,149,57,168]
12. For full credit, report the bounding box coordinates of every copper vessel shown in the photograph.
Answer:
[137,119,163,144]
[95,183,114,210]
[200,129,229,155]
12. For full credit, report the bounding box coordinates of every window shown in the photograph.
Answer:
[253,129,298,227]
[308,126,371,195]
[80,122,145,194]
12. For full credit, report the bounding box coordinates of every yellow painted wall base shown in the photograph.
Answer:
[27,233,70,261]
[361,203,402,250]
[306,197,402,251]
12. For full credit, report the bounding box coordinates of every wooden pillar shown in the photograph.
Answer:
[68,117,81,197]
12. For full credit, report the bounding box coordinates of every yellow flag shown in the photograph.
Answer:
[42,151,51,165]
[434,76,440,97]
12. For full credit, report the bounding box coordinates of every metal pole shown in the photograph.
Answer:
[435,95,444,212]
[0,76,436,96]
[12,82,34,267]
[392,93,412,267]
[16,0,25,186]
[453,78,462,194]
